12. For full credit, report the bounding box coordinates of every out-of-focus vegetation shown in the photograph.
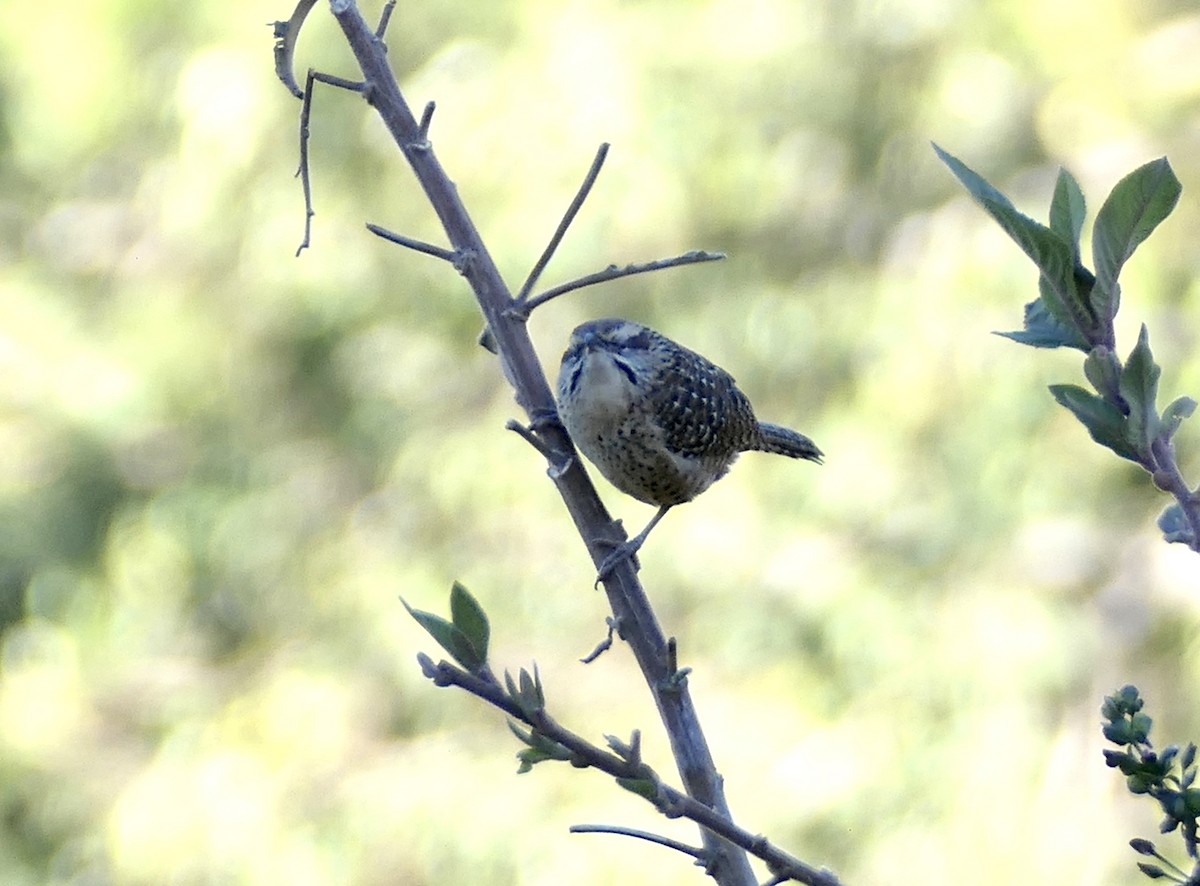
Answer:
[1,0,1198,884]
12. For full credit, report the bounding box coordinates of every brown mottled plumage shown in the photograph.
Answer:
[556,318,821,580]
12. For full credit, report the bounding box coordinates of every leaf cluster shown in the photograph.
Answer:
[935,146,1200,550]
[1102,686,1200,883]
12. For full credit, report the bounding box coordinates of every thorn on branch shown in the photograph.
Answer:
[374,0,396,38]
[581,617,618,664]
[410,101,436,151]
[366,223,458,262]
[505,417,571,471]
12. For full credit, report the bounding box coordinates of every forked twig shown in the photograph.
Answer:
[516,143,610,303]
[518,250,726,317]
[295,69,367,256]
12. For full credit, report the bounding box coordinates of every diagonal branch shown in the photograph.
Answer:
[419,655,843,886]
[287,3,818,884]
[516,142,610,303]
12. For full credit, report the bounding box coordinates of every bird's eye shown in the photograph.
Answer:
[615,330,653,352]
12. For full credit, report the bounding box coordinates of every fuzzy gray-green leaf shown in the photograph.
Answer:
[1092,158,1181,324]
[1049,384,1142,463]
[1049,167,1087,255]
[935,145,1085,336]
[401,597,485,671]
[1161,396,1197,441]
[449,581,490,665]
[1118,325,1161,459]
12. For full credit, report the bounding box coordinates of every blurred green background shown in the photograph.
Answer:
[1,0,1199,883]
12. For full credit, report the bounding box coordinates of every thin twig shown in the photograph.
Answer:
[272,0,320,98]
[417,101,436,144]
[515,143,610,303]
[580,617,617,664]
[517,250,726,316]
[505,418,571,468]
[374,0,396,37]
[419,655,843,886]
[570,824,708,862]
[365,223,458,262]
[296,70,366,256]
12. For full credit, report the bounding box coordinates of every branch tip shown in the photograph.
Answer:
[516,142,613,303]
[521,250,726,314]
[365,223,458,262]
[375,0,396,37]
[418,101,436,139]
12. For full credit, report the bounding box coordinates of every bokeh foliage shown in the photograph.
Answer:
[1,0,1199,884]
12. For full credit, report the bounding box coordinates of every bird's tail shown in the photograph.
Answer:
[757,423,823,463]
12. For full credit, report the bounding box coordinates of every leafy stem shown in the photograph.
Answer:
[936,146,1199,553]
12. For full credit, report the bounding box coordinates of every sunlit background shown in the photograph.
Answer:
[2,0,1199,883]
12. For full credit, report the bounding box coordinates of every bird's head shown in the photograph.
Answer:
[559,319,662,396]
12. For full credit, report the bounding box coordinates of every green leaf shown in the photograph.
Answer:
[1091,158,1182,324]
[1119,325,1162,458]
[615,777,660,802]
[935,144,1088,338]
[401,597,485,671]
[995,293,1090,351]
[516,746,556,773]
[449,581,490,664]
[1049,383,1143,463]
[1161,396,1197,441]
[506,666,546,717]
[1049,167,1087,256]
[507,720,534,746]
[1083,346,1126,408]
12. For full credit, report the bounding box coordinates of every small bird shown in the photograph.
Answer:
[556,318,822,580]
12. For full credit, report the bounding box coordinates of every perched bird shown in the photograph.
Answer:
[556,318,822,580]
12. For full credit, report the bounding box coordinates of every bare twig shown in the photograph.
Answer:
[419,654,843,886]
[570,824,708,864]
[271,0,319,98]
[580,617,618,664]
[295,69,367,255]
[365,222,457,262]
[516,143,610,303]
[416,101,436,144]
[518,250,726,317]
[374,0,395,37]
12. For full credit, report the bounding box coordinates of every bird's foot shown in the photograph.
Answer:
[526,406,565,434]
[593,536,643,587]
